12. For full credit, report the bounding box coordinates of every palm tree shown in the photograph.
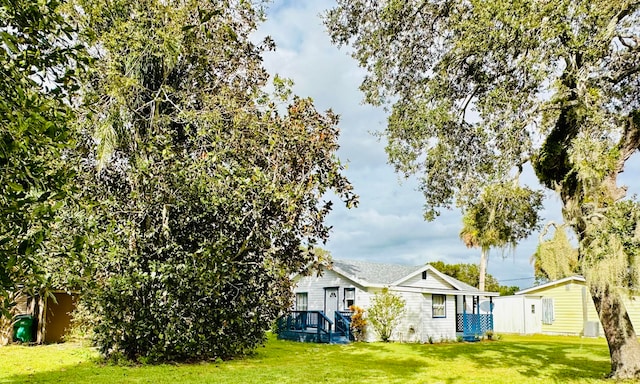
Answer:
[459,182,543,291]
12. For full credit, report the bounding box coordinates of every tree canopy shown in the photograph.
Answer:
[52,0,356,362]
[0,0,86,317]
[326,0,640,378]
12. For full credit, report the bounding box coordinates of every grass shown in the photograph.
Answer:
[0,334,629,383]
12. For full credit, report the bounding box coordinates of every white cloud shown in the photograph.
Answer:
[256,0,640,290]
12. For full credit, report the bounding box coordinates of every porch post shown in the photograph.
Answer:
[462,295,467,336]
[489,296,494,331]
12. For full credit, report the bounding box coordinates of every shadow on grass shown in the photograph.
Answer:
[1,336,612,383]
[400,337,611,382]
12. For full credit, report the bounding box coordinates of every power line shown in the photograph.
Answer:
[499,276,536,282]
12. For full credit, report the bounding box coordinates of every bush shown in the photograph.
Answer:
[89,253,291,363]
[348,305,367,341]
[367,289,405,342]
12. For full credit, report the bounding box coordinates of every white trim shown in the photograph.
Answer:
[392,264,499,296]
[388,286,500,296]
[296,260,500,296]
[516,276,586,295]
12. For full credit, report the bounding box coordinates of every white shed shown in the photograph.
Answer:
[493,295,542,334]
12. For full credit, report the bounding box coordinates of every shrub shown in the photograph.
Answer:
[348,305,367,341]
[367,288,406,342]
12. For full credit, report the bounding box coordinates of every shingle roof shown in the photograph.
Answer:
[447,277,479,292]
[331,259,424,285]
[331,258,486,294]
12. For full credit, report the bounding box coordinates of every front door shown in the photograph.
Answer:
[324,287,339,320]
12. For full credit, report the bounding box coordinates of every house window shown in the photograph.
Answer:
[531,304,536,314]
[432,294,446,318]
[422,271,427,280]
[344,288,355,309]
[296,292,308,311]
[542,298,554,324]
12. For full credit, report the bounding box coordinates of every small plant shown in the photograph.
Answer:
[348,305,367,342]
[456,335,463,342]
[367,288,406,342]
[440,335,454,343]
[485,330,495,341]
[428,335,434,344]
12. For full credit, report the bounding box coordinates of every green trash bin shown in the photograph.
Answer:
[13,314,35,343]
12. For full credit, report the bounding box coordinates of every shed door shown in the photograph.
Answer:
[324,287,339,319]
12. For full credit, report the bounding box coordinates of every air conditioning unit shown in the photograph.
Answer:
[584,321,600,337]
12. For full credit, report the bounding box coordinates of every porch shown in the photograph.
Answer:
[276,310,353,344]
[456,295,494,341]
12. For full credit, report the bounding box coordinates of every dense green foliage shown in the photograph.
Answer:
[367,288,405,342]
[51,0,357,362]
[326,0,640,377]
[428,261,518,295]
[0,0,86,317]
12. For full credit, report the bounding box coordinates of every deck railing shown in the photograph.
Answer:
[334,311,353,341]
[277,311,333,341]
[456,313,493,337]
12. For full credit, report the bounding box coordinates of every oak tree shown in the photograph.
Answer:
[327,0,640,378]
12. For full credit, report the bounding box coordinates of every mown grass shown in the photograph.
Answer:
[0,334,627,383]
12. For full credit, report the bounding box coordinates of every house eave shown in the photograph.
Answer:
[391,285,500,296]
[516,275,586,295]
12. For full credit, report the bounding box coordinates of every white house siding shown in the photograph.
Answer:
[399,270,454,290]
[423,294,456,341]
[294,269,359,313]
[383,291,455,342]
[390,290,426,343]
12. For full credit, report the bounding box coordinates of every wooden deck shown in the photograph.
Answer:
[276,311,352,344]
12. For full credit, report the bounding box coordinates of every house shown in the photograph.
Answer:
[277,259,499,343]
[493,276,640,337]
[0,290,78,345]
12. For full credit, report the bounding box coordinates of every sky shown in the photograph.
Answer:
[255,0,640,289]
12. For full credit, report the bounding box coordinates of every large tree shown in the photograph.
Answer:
[66,0,356,362]
[0,0,86,317]
[326,0,640,379]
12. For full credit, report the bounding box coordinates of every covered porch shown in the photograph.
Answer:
[456,294,494,341]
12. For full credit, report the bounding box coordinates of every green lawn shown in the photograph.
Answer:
[0,334,628,383]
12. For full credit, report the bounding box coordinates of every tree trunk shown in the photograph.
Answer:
[478,247,488,291]
[591,284,640,379]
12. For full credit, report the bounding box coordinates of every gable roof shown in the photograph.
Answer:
[331,259,422,285]
[516,275,586,295]
[329,259,499,296]
[392,264,480,291]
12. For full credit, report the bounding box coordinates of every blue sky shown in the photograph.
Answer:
[255,0,640,289]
